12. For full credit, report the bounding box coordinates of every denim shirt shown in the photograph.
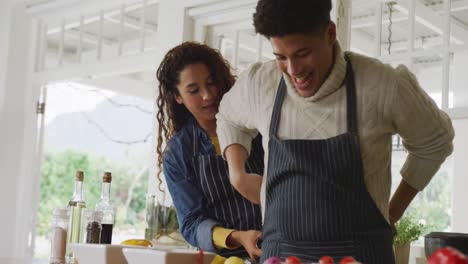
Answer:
[162,117,264,252]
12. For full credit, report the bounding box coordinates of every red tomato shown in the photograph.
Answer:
[339,256,357,264]
[319,255,334,263]
[427,247,468,264]
[285,256,302,264]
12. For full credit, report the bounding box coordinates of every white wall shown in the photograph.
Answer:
[0,2,38,264]
[450,51,468,233]
[452,119,468,233]
[0,2,17,262]
[0,0,14,114]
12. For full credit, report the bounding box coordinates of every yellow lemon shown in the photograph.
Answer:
[120,239,153,247]
[210,255,226,264]
[224,256,244,264]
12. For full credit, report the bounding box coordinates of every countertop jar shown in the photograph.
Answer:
[50,208,69,264]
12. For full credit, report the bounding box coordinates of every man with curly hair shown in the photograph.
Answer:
[216,0,454,263]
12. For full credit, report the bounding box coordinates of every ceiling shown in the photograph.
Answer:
[27,0,468,98]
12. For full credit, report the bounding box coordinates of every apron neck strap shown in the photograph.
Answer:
[344,53,358,135]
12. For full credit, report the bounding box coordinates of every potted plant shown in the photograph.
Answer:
[394,216,425,264]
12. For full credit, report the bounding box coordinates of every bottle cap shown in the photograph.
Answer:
[75,171,84,182]
[103,172,112,183]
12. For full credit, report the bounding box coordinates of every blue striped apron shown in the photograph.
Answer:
[260,54,395,263]
[192,129,264,258]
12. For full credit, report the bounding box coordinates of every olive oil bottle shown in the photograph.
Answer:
[65,171,86,264]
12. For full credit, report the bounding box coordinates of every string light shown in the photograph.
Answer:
[80,112,152,145]
[387,1,395,55]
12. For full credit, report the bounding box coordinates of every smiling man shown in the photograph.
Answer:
[216,0,454,263]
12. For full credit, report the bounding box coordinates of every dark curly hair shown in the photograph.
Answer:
[253,0,332,38]
[155,42,235,192]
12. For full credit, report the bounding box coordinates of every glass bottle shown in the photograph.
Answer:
[95,172,115,244]
[145,194,158,241]
[65,171,86,264]
[50,208,68,264]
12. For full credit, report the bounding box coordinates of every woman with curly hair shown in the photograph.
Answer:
[156,42,264,260]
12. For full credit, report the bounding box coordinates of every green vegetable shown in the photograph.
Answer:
[394,216,425,246]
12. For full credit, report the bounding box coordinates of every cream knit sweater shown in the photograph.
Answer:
[216,43,454,221]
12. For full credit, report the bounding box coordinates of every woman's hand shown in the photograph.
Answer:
[227,230,262,260]
[389,179,419,235]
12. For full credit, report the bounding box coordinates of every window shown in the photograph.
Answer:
[33,82,152,263]
[391,144,453,236]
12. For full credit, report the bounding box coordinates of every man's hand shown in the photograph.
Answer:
[227,230,262,260]
[389,179,419,234]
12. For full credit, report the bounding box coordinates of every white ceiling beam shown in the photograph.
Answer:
[104,14,158,33]
[178,0,227,8]
[433,0,468,13]
[46,16,100,35]
[27,0,157,19]
[42,29,160,69]
[194,8,254,27]
[376,44,465,65]
[32,48,164,84]
[67,28,115,46]
[365,0,468,46]
[350,27,463,58]
[33,0,233,29]
[210,20,253,34]
[44,0,158,35]
[26,0,82,14]
[352,0,468,45]
[386,35,443,51]
[353,28,458,52]
[188,0,255,18]
[352,13,407,29]
[389,0,468,45]
[378,49,439,63]
[188,0,256,27]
